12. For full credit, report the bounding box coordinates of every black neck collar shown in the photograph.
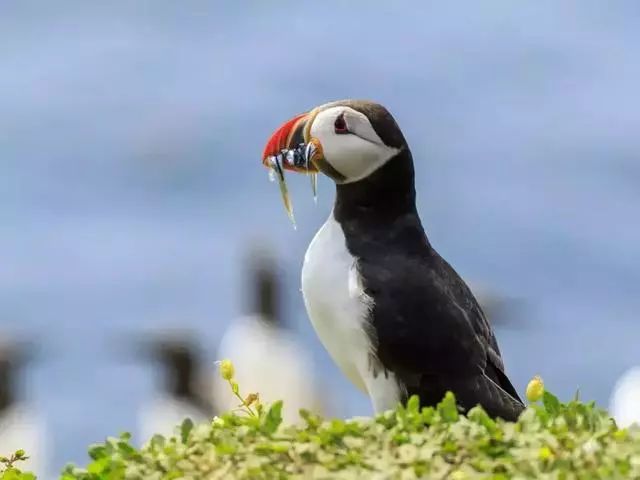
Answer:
[334,149,417,223]
[332,149,431,255]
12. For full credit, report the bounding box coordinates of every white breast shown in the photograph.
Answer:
[301,214,402,413]
[609,366,640,428]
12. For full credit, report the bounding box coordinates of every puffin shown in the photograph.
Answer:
[0,340,48,477]
[609,366,640,428]
[213,246,325,424]
[135,336,215,440]
[261,100,524,420]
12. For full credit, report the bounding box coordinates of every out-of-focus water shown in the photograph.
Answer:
[1,1,640,476]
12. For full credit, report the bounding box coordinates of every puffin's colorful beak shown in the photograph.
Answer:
[261,112,321,173]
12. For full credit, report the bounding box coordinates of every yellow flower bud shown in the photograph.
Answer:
[538,446,553,460]
[526,375,545,403]
[219,359,235,381]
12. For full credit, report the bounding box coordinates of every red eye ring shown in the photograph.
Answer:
[334,113,349,134]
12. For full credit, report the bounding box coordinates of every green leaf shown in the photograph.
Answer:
[328,419,346,438]
[149,434,165,449]
[87,456,110,474]
[117,440,136,457]
[421,406,436,425]
[1,469,35,480]
[261,401,283,435]
[437,391,459,422]
[88,444,107,461]
[180,418,194,444]
[299,409,320,429]
[406,395,420,415]
[1,469,21,480]
[254,442,290,455]
[542,391,562,415]
[467,405,496,433]
[215,442,238,455]
[163,471,184,480]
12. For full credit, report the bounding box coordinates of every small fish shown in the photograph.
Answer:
[302,142,318,203]
[266,142,320,226]
[310,172,317,204]
[269,154,296,228]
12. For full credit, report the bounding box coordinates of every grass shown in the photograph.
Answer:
[3,366,640,479]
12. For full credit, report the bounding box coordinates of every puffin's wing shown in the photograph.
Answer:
[429,252,523,404]
[360,252,524,419]
[412,369,525,421]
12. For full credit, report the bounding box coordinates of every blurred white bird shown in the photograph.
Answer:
[0,340,49,478]
[137,336,215,441]
[609,366,640,428]
[213,246,325,424]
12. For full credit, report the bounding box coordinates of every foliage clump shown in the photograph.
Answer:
[59,377,639,479]
[5,365,640,479]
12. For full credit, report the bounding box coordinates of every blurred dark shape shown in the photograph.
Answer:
[115,331,216,440]
[249,245,281,326]
[0,342,29,414]
[471,283,526,329]
[0,338,41,415]
[213,243,326,423]
[0,337,48,477]
[144,336,215,416]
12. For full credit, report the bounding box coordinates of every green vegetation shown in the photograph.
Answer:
[4,366,640,479]
[55,391,638,479]
[0,450,35,480]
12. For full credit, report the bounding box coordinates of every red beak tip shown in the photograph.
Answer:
[262,113,307,161]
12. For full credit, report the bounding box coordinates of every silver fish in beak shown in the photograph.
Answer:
[262,112,324,225]
[264,142,321,226]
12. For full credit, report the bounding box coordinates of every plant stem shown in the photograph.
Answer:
[228,380,257,417]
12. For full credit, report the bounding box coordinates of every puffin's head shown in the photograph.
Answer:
[262,100,408,184]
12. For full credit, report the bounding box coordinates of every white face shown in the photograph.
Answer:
[309,106,400,183]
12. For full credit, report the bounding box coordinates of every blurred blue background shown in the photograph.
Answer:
[1,1,639,477]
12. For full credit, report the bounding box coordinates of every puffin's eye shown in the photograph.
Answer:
[334,113,349,134]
